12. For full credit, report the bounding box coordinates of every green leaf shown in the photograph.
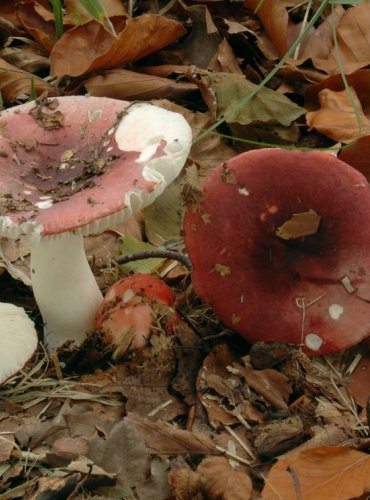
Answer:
[117,235,165,274]
[209,72,306,127]
[78,0,117,36]
[144,177,184,246]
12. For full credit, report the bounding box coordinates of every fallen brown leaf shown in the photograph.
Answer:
[197,456,253,500]
[126,412,217,455]
[262,446,370,500]
[168,468,204,500]
[244,0,288,57]
[293,5,345,68]
[83,68,197,100]
[313,3,370,74]
[306,87,370,143]
[16,1,58,52]
[0,46,50,74]
[233,363,292,411]
[0,57,55,103]
[254,416,304,459]
[51,14,186,77]
[180,2,221,68]
[208,38,243,75]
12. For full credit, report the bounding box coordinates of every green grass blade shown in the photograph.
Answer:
[51,0,64,39]
[79,0,117,36]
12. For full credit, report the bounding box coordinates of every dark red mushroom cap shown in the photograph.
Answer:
[184,149,370,355]
[0,96,191,239]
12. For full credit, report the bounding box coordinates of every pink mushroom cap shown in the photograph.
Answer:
[0,95,191,238]
[184,149,370,355]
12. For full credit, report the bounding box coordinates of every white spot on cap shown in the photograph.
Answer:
[35,199,53,209]
[329,304,344,320]
[88,109,103,122]
[305,333,323,351]
[23,190,32,195]
[239,187,249,196]
[123,289,135,303]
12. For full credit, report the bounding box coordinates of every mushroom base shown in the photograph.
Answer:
[31,233,103,351]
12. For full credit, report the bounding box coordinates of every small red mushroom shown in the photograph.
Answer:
[95,274,176,358]
[184,148,370,355]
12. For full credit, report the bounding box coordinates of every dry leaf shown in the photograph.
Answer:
[168,468,204,500]
[83,68,197,100]
[197,456,253,500]
[180,2,221,68]
[125,412,217,455]
[293,6,345,66]
[0,46,50,74]
[290,4,370,74]
[64,0,126,25]
[233,363,292,411]
[51,14,186,77]
[276,209,321,240]
[0,58,55,103]
[306,88,370,143]
[244,0,288,57]
[209,38,243,75]
[311,3,370,74]
[16,1,58,52]
[262,446,370,500]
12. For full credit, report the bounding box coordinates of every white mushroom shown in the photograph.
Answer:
[0,303,38,384]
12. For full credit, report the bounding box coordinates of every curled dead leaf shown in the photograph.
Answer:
[197,456,253,500]
[168,468,203,500]
[51,14,186,77]
[306,88,370,143]
[0,57,55,103]
[84,68,197,101]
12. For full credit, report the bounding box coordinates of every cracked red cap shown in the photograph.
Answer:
[184,149,370,355]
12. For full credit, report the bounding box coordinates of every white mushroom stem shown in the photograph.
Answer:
[30,233,103,351]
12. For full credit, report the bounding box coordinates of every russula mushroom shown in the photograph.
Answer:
[0,303,38,384]
[184,149,370,355]
[94,273,176,358]
[0,96,191,350]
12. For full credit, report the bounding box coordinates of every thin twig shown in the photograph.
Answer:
[114,248,193,271]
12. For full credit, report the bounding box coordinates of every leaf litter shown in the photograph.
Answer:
[0,0,369,498]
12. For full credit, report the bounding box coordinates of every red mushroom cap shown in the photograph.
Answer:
[95,274,175,358]
[0,96,192,239]
[184,149,370,355]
